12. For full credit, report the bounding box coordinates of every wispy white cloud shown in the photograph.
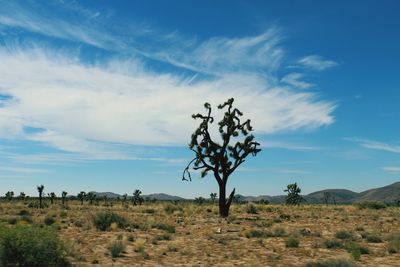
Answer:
[297,55,338,71]
[344,138,400,154]
[382,166,400,173]
[260,140,321,151]
[0,1,336,160]
[281,73,314,89]
[0,166,48,174]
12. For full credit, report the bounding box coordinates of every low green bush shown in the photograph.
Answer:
[356,201,386,210]
[285,236,300,247]
[366,234,382,243]
[108,241,125,258]
[335,230,352,240]
[152,223,175,233]
[0,225,70,267]
[324,239,343,249]
[92,211,128,231]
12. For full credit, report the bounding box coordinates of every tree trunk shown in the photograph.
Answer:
[218,181,235,217]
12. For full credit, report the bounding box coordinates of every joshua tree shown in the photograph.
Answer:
[5,191,14,201]
[284,183,304,205]
[18,192,26,201]
[183,98,261,217]
[103,195,108,205]
[132,189,143,206]
[48,192,56,204]
[322,192,331,205]
[122,193,128,206]
[37,185,44,208]
[210,192,217,204]
[195,196,206,205]
[61,191,68,206]
[77,191,86,205]
[87,192,96,205]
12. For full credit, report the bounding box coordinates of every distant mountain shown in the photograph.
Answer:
[305,189,359,204]
[89,192,121,199]
[354,182,400,203]
[87,181,399,203]
[143,193,185,201]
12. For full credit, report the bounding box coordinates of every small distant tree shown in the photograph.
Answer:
[103,195,108,205]
[195,197,205,205]
[61,191,68,206]
[37,185,44,209]
[132,190,143,206]
[183,98,261,217]
[210,193,217,204]
[48,192,56,205]
[284,183,304,205]
[5,191,14,201]
[233,194,242,204]
[77,191,86,205]
[18,192,26,201]
[87,192,96,205]
[122,193,128,206]
[322,192,331,205]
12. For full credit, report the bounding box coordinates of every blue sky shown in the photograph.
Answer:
[0,0,399,197]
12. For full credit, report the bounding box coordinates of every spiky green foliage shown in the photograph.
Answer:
[37,185,44,209]
[5,191,14,202]
[87,192,96,205]
[61,191,67,206]
[210,192,217,204]
[183,98,261,217]
[48,192,56,205]
[77,191,86,205]
[284,183,304,205]
[132,190,143,206]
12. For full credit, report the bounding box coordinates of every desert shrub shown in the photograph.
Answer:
[143,208,155,214]
[19,210,30,216]
[357,201,386,210]
[7,217,17,225]
[344,242,369,260]
[335,230,352,240]
[387,233,400,253]
[44,216,56,226]
[306,258,355,267]
[246,204,258,214]
[243,229,271,238]
[0,225,70,267]
[60,211,68,218]
[324,239,343,249]
[285,236,300,247]
[152,223,175,233]
[127,235,135,242]
[355,226,364,231]
[274,227,286,237]
[108,241,125,258]
[365,234,382,243]
[152,234,171,245]
[164,204,182,215]
[93,211,128,231]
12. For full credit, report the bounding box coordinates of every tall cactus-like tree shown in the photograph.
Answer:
[284,183,304,205]
[19,192,26,201]
[322,192,331,205]
[183,98,261,217]
[61,191,68,206]
[132,189,143,206]
[5,191,14,201]
[37,185,44,209]
[77,191,86,205]
[87,192,96,205]
[122,193,128,206]
[48,192,56,204]
[210,192,217,204]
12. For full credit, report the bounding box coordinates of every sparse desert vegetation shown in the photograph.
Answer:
[0,198,399,266]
